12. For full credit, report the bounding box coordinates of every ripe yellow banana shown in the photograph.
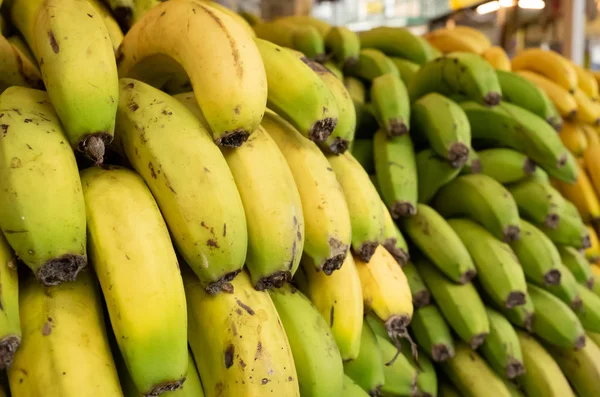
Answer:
[482,46,511,71]
[559,121,588,156]
[574,88,600,124]
[0,34,43,93]
[547,335,600,397]
[571,61,599,99]
[81,166,188,395]
[553,163,600,223]
[424,28,487,54]
[0,234,19,370]
[512,49,578,93]
[583,144,600,206]
[516,70,578,119]
[10,0,119,163]
[262,110,351,274]
[0,87,87,285]
[87,0,124,51]
[8,271,123,396]
[117,0,267,147]
[115,79,247,293]
[198,1,256,39]
[587,224,600,263]
[581,123,600,146]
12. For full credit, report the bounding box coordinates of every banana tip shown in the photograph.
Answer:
[469,333,488,349]
[506,359,526,379]
[382,240,409,266]
[570,296,583,311]
[387,120,409,137]
[502,225,520,243]
[483,92,501,107]
[37,254,87,286]
[391,201,417,219]
[0,335,20,370]
[143,377,186,397]
[327,137,349,155]
[204,270,242,295]
[543,269,562,286]
[458,269,476,284]
[79,133,113,165]
[215,129,250,148]
[523,158,537,175]
[412,290,431,308]
[309,118,337,143]
[355,241,378,262]
[505,291,526,309]
[254,271,292,291]
[574,334,587,350]
[431,344,454,362]
[448,143,470,168]
[543,213,560,229]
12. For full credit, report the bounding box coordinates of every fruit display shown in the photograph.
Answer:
[2,1,600,396]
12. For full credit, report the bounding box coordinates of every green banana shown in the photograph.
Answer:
[575,284,600,332]
[344,322,385,396]
[324,61,343,80]
[542,264,582,310]
[351,139,374,173]
[374,131,418,218]
[409,53,502,105]
[375,335,418,397]
[416,148,463,204]
[239,10,263,26]
[481,286,535,332]
[441,343,512,397]
[327,152,385,262]
[325,26,360,66]
[370,73,410,137]
[460,101,577,183]
[503,380,526,397]
[496,70,562,131]
[269,284,344,397]
[462,146,482,174]
[537,212,591,249]
[344,48,398,81]
[381,202,410,265]
[507,178,566,229]
[528,283,586,350]
[516,331,576,397]
[0,234,19,370]
[0,87,87,285]
[255,38,338,143]
[546,336,600,397]
[389,57,420,86]
[116,79,247,294]
[409,304,455,362]
[401,204,476,283]
[254,22,325,60]
[411,93,471,167]
[402,261,430,308]
[358,27,438,65]
[558,245,595,288]
[418,258,489,349]
[433,174,521,242]
[343,375,370,397]
[448,218,527,309]
[414,347,438,397]
[274,15,332,37]
[477,148,538,184]
[481,307,525,379]
[345,77,367,104]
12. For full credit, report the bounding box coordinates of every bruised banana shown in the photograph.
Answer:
[380,201,409,265]
[478,148,538,184]
[0,34,43,93]
[481,307,525,379]
[325,26,361,66]
[344,322,385,396]
[402,261,430,308]
[483,46,511,71]
[416,148,463,204]
[409,304,455,362]
[507,178,566,228]
[558,245,595,288]
[0,234,19,370]
[358,26,438,65]
[0,87,87,285]
[343,48,398,81]
[262,110,351,274]
[511,48,578,93]
[370,73,410,137]
[116,79,247,293]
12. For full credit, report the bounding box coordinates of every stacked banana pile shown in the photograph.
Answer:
[1,0,600,396]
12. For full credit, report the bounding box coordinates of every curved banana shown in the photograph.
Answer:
[0,87,87,285]
[0,34,43,93]
[559,245,595,288]
[481,307,525,379]
[559,121,588,156]
[424,28,487,54]
[10,0,118,163]
[254,22,324,60]
[344,48,398,81]
[380,200,409,265]
[572,62,599,99]
[553,162,600,223]
[582,123,600,146]
[262,110,351,274]
[547,335,600,397]
[410,304,455,362]
[483,286,535,332]
[574,88,600,124]
[325,26,360,66]
[453,26,492,50]
[370,73,410,137]
[0,234,19,370]
[538,210,591,249]
[183,268,300,397]
[541,263,583,310]
[478,148,536,184]
[417,148,463,204]
[483,46,511,71]
[343,322,385,396]
[508,178,566,228]
[198,1,256,38]
[402,261,430,308]
[359,26,438,65]
[516,70,578,119]
[584,144,600,207]
[115,79,247,293]
[587,225,600,263]
[87,0,124,51]
[512,49,578,93]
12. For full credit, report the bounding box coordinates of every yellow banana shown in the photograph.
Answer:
[581,123,600,146]
[199,1,255,39]
[115,79,247,293]
[574,88,600,124]
[453,26,492,50]
[571,62,599,100]
[183,268,300,397]
[0,234,19,370]
[516,70,578,119]
[559,121,588,156]
[587,225,600,264]
[553,163,600,223]
[512,49,578,93]
[86,0,124,51]
[583,144,600,207]
[424,28,486,54]
[8,271,123,396]
[547,336,600,397]
[482,46,511,71]
[81,166,188,395]
[0,87,87,285]
[117,0,267,147]
[0,34,43,93]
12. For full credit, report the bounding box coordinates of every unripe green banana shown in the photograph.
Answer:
[402,261,430,308]
[290,25,326,60]
[325,26,360,66]
[433,174,521,242]
[358,26,438,65]
[374,131,418,218]
[381,202,410,265]
[481,307,525,379]
[269,284,344,397]
[558,245,595,288]
[343,375,370,397]
[344,322,385,396]
[541,264,582,310]
[460,101,576,183]
[351,139,374,173]
[477,148,538,184]
[462,146,482,174]
[528,283,586,350]
[481,285,535,332]
[418,259,489,349]
[375,335,418,397]
[448,218,527,309]
[344,48,398,81]
[575,283,600,332]
[411,93,471,167]
[370,73,410,137]
[389,57,420,86]
[416,149,463,204]
[496,70,562,131]
[0,234,19,370]
[0,87,87,285]
[328,152,385,262]
[546,336,600,397]
[507,178,566,229]
[401,204,476,283]
[345,77,367,103]
[409,52,502,105]
[324,61,343,80]
[538,212,591,249]
[409,304,455,362]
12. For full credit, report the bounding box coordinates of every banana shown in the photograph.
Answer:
[409,52,502,105]
[574,88,600,124]
[478,148,537,184]
[449,218,528,308]
[239,10,263,26]
[0,87,87,285]
[582,122,600,146]
[275,15,332,37]
[0,34,43,93]
[344,48,398,81]
[254,22,325,60]
[10,0,118,163]
[559,245,595,288]
[183,268,300,397]
[87,0,124,51]
[0,234,19,370]
[572,62,600,99]
[324,60,344,80]
[374,131,418,218]
[538,211,591,249]
[376,335,418,396]
[116,1,266,147]
[462,100,578,182]
[553,164,600,222]
[381,202,410,265]
[416,148,463,204]
[453,26,492,50]
[262,110,351,274]
[8,270,123,396]
[410,304,455,362]
[345,77,367,104]
[483,286,535,332]
[496,70,562,130]
[546,335,600,396]
[590,330,600,344]
[343,322,385,396]
[483,46,511,71]
[359,26,438,64]
[418,258,489,349]
[269,284,344,397]
[81,166,187,395]
[352,139,374,173]
[402,261,430,308]
[575,283,600,332]
[462,146,482,173]
[354,246,413,339]
[481,307,525,379]
[508,178,566,228]
[587,225,600,263]
[325,26,360,66]
[401,204,476,283]
[516,70,578,119]
[294,253,363,361]
[370,73,411,137]
[328,152,384,261]
[196,2,256,39]
[6,35,37,68]
[343,375,370,397]
[116,79,247,293]
[559,120,589,156]
[542,264,583,310]
[584,144,600,204]
[433,174,521,242]
[389,57,420,86]
[441,343,512,397]
[424,28,487,54]
[516,330,576,397]
[512,49,578,93]
[412,346,438,397]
